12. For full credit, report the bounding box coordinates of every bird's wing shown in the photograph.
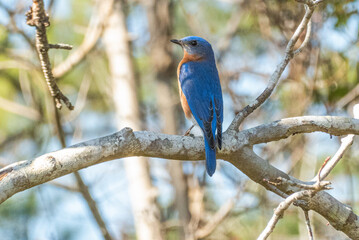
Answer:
[179,61,223,149]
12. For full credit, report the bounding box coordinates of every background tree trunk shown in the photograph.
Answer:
[103,1,163,239]
[144,0,193,238]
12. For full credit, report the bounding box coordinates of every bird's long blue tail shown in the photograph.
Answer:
[204,138,216,176]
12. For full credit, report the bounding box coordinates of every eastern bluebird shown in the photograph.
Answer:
[171,36,223,176]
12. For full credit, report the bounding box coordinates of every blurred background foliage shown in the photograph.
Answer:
[0,0,358,239]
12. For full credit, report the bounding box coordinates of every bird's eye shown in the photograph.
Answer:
[190,40,198,46]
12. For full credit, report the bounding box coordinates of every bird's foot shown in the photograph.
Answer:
[184,125,195,136]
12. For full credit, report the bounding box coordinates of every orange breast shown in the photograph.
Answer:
[177,50,203,119]
[180,89,192,119]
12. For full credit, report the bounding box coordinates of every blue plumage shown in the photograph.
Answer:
[171,36,223,176]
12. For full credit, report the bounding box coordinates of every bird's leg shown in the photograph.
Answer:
[184,124,195,136]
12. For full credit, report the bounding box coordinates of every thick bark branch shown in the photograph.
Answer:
[1,116,359,200]
[245,116,359,145]
[1,116,359,238]
[231,149,359,239]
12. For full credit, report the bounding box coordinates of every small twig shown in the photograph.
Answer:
[0,96,41,121]
[303,210,314,240]
[217,5,242,62]
[195,197,236,239]
[48,43,73,50]
[264,176,331,191]
[26,0,74,110]
[257,190,313,240]
[295,0,313,5]
[259,129,333,240]
[0,2,36,51]
[295,0,324,5]
[314,136,354,181]
[74,172,114,240]
[336,83,359,109]
[262,179,289,198]
[49,181,80,192]
[195,185,243,239]
[294,6,312,56]
[52,0,114,78]
[50,93,114,240]
[178,0,206,36]
[258,178,328,240]
[314,104,359,181]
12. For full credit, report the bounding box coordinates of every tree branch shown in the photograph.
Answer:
[258,159,331,239]
[0,96,41,121]
[237,149,359,240]
[257,190,316,240]
[303,210,314,240]
[26,0,74,110]
[245,116,359,145]
[52,0,114,78]
[195,187,242,239]
[314,104,359,181]
[73,172,114,240]
[227,2,319,133]
[0,115,358,238]
[0,116,358,201]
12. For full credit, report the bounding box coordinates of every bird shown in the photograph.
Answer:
[171,36,223,176]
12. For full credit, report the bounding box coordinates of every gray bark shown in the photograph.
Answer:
[103,1,163,239]
[0,116,358,238]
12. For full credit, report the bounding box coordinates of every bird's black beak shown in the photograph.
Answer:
[170,39,182,46]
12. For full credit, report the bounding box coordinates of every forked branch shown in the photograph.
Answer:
[227,1,322,132]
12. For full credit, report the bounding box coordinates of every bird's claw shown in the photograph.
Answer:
[184,125,195,136]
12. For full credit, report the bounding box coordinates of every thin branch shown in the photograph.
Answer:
[227,3,316,132]
[234,148,359,240]
[48,43,73,50]
[263,180,289,199]
[264,176,331,191]
[49,181,80,192]
[217,5,242,62]
[293,6,312,56]
[195,187,242,239]
[296,0,325,5]
[195,198,236,239]
[257,190,314,240]
[0,96,41,121]
[314,104,359,181]
[52,0,114,78]
[258,162,330,240]
[336,83,359,110]
[74,172,114,240]
[65,72,92,122]
[177,0,206,36]
[49,78,114,240]
[303,210,314,240]
[0,2,36,51]
[26,0,74,110]
[315,135,354,181]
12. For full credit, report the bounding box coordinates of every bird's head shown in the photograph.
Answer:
[171,36,214,60]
